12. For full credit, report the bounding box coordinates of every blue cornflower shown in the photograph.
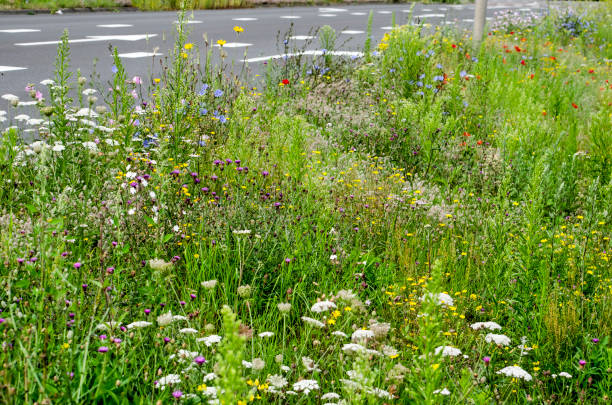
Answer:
[425,84,432,89]
[416,91,424,96]
[416,81,423,87]
[416,51,422,56]
[198,84,209,95]
[436,63,443,69]
[419,73,425,79]
[389,68,396,73]
[219,115,227,124]
[111,65,118,74]
[214,89,224,98]
[200,108,208,115]
[459,70,467,79]
[433,75,444,82]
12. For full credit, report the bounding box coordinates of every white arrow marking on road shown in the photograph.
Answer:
[0,66,27,72]
[15,34,157,46]
[0,29,41,33]
[97,24,133,28]
[118,52,162,58]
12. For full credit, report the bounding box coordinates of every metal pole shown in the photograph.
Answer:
[473,0,488,49]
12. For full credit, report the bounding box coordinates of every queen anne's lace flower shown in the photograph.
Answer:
[267,374,288,388]
[301,316,325,328]
[421,292,454,306]
[311,300,337,313]
[157,312,173,326]
[292,379,319,394]
[321,393,340,400]
[156,374,181,390]
[126,321,152,329]
[496,366,533,381]
[197,335,222,347]
[179,328,198,334]
[471,321,502,331]
[332,331,348,338]
[433,388,451,395]
[351,329,375,342]
[434,346,462,357]
[485,333,511,346]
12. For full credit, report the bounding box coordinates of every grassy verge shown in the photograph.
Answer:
[0,4,610,404]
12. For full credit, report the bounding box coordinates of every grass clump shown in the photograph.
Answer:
[0,2,610,404]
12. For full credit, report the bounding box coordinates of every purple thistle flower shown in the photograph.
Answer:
[194,356,206,365]
[98,346,109,353]
[172,390,183,398]
[74,262,82,269]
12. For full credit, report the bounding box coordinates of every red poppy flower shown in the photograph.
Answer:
[571,103,578,109]
[463,131,471,137]
[282,79,290,85]
[514,46,521,52]
[451,44,457,49]
[477,140,483,145]
[520,60,526,66]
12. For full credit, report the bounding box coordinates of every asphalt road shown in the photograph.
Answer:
[1,1,547,100]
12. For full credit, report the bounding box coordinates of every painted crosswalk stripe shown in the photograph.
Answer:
[15,34,157,46]
[0,29,41,33]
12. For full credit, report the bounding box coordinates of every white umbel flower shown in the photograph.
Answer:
[302,356,320,372]
[267,374,288,389]
[332,331,348,338]
[126,321,152,329]
[351,329,375,342]
[179,328,198,334]
[433,388,451,395]
[496,366,533,381]
[311,300,337,313]
[292,379,319,395]
[157,312,173,326]
[258,331,274,338]
[485,333,511,346]
[434,346,462,357]
[321,393,340,400]
[196,335,222,347]
[556,372,572,379]
[301,316,325,328]
[201,279,218,289]
[156,374,181,390]
[421,292,454,306]
[471,321,502,331]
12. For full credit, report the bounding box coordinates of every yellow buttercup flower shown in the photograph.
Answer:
[217,39,226,47]
[234,26,244,33]
[184,43,193,50]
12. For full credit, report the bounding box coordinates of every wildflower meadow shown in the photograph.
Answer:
[0,4,610,404]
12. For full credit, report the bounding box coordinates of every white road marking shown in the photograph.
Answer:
[213,42,252,48]
[97,24,133,28]
[463,19,474,22]
[380,26,394,30]
[319,14,337,17]
[232,17,257,21]
[378,11,392,14]
[280,16,301,19]
[341,30,365,35]
[0,65,27,72]
[0,29,41,33]
[244,50,362,63]
[290,35,315,40]
[174,20,202,24]
[422,8,432,12]
[416,14,445,18]
[15,34,157,46]
[118,52,162,58]
[350,12,366,16]
[319,8,347,12]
